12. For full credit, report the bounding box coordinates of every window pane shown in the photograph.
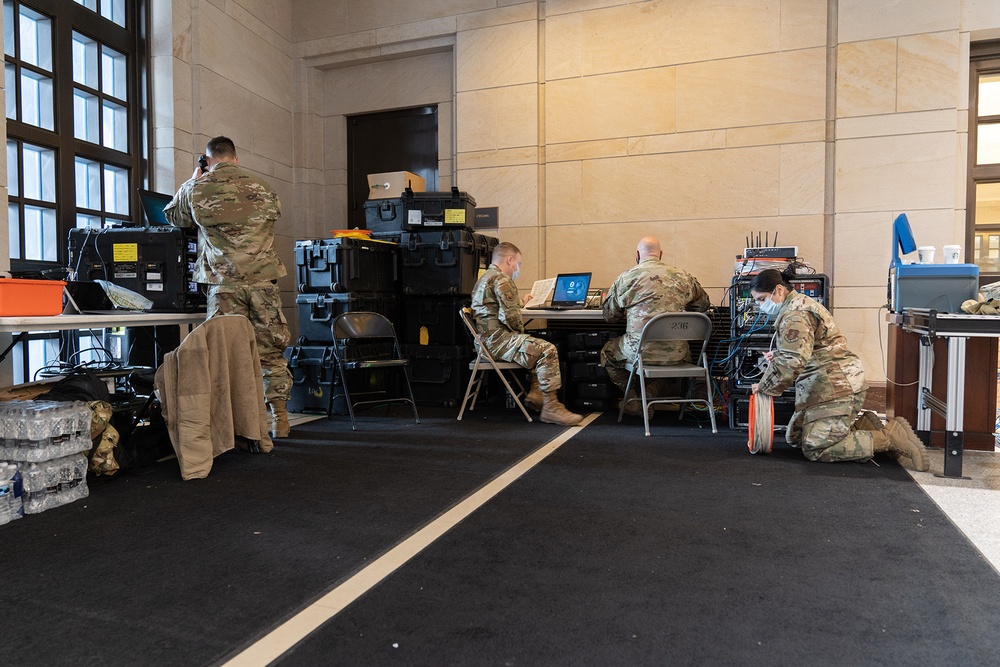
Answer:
[101,0,125,28]
[75,157,101,209]
[101,46,127,100]
[977,123,1000,165]
[76,213,101,229]
[18,6,52,71]
[23,204,57,261]
[22,143,55,202]
[4,1,14,58]
[974,182,1000,273]
[4,63,15,119]
[72,31,98,88]
[74,89,100,143]
[74,0,99,11]
[104,164,128,214]
[20,69,54,130]
[7,140,18,196]
[979,73,1000,117]
[102,100,127,150]
[8,203,20,259]
[25,338,60,383]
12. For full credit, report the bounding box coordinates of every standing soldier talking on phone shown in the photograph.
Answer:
[164,136,293,438]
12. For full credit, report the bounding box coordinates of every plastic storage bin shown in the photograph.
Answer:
[400,230,498,296]
[294,237,399,294]
[295,292,402,344]
[0,279,66,316]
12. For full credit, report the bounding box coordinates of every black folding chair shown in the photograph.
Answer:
[329,311,420,430]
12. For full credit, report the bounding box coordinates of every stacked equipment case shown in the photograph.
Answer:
[288,237,402,414]
[67,227,203,311]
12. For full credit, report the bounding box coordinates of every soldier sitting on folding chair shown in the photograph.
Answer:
[470,242,582,427]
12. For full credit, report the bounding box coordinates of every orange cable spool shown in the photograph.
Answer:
[747,392,774,455]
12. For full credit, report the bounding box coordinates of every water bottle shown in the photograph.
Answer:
[0,462,21,525]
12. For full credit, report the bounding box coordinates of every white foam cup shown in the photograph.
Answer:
[943,244,961,264]
[917,246,936,263]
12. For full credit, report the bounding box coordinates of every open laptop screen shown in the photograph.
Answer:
[138,190,173,226]
[550,273,592,308]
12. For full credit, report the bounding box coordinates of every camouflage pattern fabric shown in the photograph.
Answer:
[87,400,121,476]
[756,291,867,410]
[471,264,562,392]
[784,391,874,462]
[600,258,711,389]
[208,282,292,402]
[164,162,286,286]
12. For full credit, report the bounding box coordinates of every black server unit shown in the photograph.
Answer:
[67,227,203,311]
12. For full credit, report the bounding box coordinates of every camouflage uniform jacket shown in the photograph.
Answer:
[603,258,711,363]
[164,162,286,286]
[757,290,866,409]
[471,264,525,346]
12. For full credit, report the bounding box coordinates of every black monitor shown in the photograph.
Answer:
[138,189,173,226]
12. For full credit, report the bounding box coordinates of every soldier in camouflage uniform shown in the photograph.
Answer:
[164,136,293,438]
[471,242,582,426]
[601,237,711,414]
[749,268,928,471]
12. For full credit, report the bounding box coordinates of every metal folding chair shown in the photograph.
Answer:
[618,312,717,436]
[329,311,420,430]
[456,307,532,422]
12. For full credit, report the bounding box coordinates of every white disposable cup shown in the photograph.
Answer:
[917,246,936,263]
[943,244,961,264]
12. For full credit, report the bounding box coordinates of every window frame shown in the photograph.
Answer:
[5,0,149,276]
[967,40,1000,284]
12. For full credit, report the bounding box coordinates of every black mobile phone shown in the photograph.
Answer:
[198,155,208,171]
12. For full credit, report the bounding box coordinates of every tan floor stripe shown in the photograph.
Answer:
[223,413,600,667]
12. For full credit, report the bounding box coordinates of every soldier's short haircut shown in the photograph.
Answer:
[493,241,521,264]
[206,136,237,159]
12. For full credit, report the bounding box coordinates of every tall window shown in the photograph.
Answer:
[969,42,1000,279]
[4,0,146,382]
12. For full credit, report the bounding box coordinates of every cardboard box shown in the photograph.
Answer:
[367,171,425,199]
[0,278,67,316]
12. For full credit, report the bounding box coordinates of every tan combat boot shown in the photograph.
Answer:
[540,391,583,426]
[269,399,290,439]
[524,378,543,412]
[872,417,929,472]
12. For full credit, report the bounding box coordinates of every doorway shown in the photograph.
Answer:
[347,106,439,230]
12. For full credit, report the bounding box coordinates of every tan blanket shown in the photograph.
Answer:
[154,314,273,479]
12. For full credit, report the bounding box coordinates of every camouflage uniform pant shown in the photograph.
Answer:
[485,331,562,392]
[785,391,873,462]
[207,282,292,402]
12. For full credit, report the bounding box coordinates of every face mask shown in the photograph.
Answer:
[512,268,520,281]
[759,295,781,317]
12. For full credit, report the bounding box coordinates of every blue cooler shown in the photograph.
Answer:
[888,214,979,313]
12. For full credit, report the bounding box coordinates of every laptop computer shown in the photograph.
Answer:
[548,272,592,310]
[137,190,173,226]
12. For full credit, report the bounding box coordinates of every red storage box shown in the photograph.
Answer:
[0,279,66,316]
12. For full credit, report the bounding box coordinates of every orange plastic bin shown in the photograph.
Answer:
[0,278,66,316]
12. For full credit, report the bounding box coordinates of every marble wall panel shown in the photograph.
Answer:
[836,110,956,140]
[578,147,781,223]
[838,0,960,42]
[456,84,538,153]
[545,68,676,145]
[193,69,257,153]
[292,0,349,42]
[726,121,825,148]
[545,0,781,78]
[457,2,538,32]
[963,0,1000,32]
[628,131,725,156]
[831,307,885,384]
[545,160,584,227]
[345,0,496,34]
[252,96,295,167]
[456,20,537,92]
[779,142,825,215]
[780,0,828,50]
[458,147,540,170]
[897,32,961,113]
[197,2,293,110]
[835,133,957,213]
[836,39,896,118]
[324,51,453,117]
[676,49,826,132]
[547,139,628,163]
[457,164,539,227]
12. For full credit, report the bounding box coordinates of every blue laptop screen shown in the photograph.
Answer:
[552,273,592,306]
